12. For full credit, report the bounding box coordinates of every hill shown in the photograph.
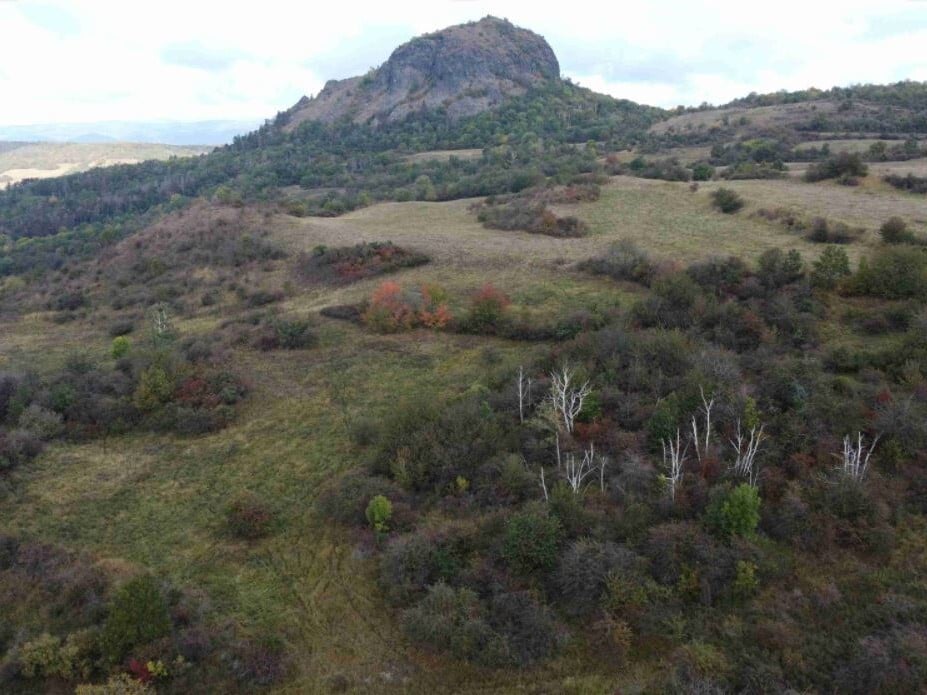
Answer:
[3,16,927,695]
[284,16,560,129]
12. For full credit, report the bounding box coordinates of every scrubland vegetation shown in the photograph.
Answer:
[2,42,927,693]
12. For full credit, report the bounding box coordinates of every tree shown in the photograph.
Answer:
[548,364,591,434]
[100,575,171,663]
[880,216,915,244]
[111,336,130,359]
[835,432,879,482]
[811,246,851,289]
[706,484,761,538]
[365,494,393,534]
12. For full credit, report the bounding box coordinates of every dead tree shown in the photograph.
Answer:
[516,365,532,424]
[563,443,599,494]
[730,421,766,487]
[835,432,879,482]
[691,386,715,464]
[661,429,689,501]
[549,364,591,434]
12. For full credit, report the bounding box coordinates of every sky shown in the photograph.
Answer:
[1,0,926,126]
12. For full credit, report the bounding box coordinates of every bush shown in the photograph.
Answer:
[705,484,761,539]
[811,246,851,290]
[804,152,868,182]
[465,283,511,333]
[401,584,507,666]
[554,539,644,616]
[379,530,470,605]
[710,188,744,213]
[273,319,316,349]
[757,248,803,290]
[226,492,274,539]
[849,247,927,299]
[579,240,656,286]
[502,509,562,575]
[691,163,715,181]
[365,495,393,533]
[401,585,563,667]
[100,575,171,663]
[111,336,131,360]
[75,674,153,694]
[880,216,916,244]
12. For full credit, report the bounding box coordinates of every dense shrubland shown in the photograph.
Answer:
[315,241,927,691]
[0,306,247,473]
[0,537,288,691]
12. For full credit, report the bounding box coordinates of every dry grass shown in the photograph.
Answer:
[0,141,210,188]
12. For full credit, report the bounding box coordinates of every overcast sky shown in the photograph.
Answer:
[1,0,926,126]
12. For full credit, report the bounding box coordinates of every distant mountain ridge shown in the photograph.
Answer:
[282,16,560,129]
[0,120,259,146]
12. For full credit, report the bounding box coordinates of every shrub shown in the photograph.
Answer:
[884,173,927,194]
[466,283,510,333]
[705,484,761,539]
[226,492,274,539]
[691,163,715,181]
[757,248,803,290]
[100,575,171,663]
[804,152,868,182]
[486,591,563,666]
[17,404,64,440]
[365,495,393,533]
[18,630,95,681]
[710,188,744,213]
[579,240,656,286]
[274,319,316,349]
[811,246,851,290]
[502,509,562,575]
[315,472,406,526]
[849,247,927,299]
[401,584,507,666]
[379,531,468,605]
[554,539,644,616]
[299,241,429,284]
[111,336,131,360]
[880,216,916,244]
[75,674,153,694]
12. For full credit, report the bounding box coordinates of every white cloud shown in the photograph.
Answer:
[0,0,925,125]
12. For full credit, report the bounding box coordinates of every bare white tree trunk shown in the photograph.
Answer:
[549,364,592,434]
[730,420,766,487]
[691,386,715,464]
[539,466,549,502]
[563,443,598,494]
[517,365,526,424]
[661,429,689,502]
[835,432,879,482]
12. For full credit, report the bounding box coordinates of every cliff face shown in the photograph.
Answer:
[284,16,560,129]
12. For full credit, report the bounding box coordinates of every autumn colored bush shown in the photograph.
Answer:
[465,283,510,333]
[362,281,453,332]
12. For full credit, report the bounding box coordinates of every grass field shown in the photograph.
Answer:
[2,163,926,692]
[0,141,211,188]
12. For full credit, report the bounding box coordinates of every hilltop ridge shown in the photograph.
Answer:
[283,16,560,129]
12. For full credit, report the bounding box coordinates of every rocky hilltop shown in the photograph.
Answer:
[284,16,560,129]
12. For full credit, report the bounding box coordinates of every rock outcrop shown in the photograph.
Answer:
[283,16,560,129]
